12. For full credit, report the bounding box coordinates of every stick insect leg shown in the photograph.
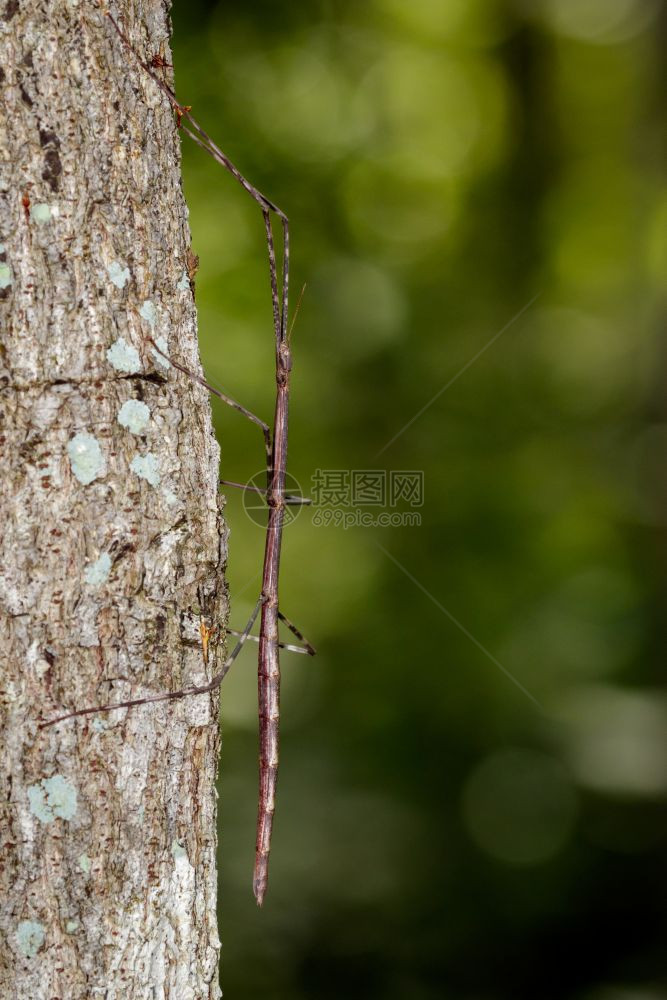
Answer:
[149,337,272,472]
[107,16,285,222]
[218,480,310,505]
[150,340,310,506]
[277,611,316,656]
[150,341,310,506]
[227,615,314,657]
[39,597,264,730]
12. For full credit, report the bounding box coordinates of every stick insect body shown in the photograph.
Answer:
[40,13,314,907]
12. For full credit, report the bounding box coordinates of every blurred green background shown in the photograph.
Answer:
[170,1,666,996]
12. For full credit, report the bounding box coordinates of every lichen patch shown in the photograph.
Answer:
[130,453,160,487]
[27,775,78,823]
[117,399,150,434]
[84,552,111,586]
[151,334,171,370]
[30,203,54,224]
[139,299,157,327]
[107,260,131,289]
[67,432,104,485]
[16,921,45,959]
[106,337,141,373]
[171,839,188,860]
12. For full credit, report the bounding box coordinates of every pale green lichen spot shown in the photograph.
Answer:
[139,299,157,327]
[84,552,111,586]
[177,270,190,291]
[0,263,11,288]
[16,921,45,959]
[107,261,131,289]
[67,432,104,485]
[65,920,79,934]
[151,334,171,370]
[28,775,78,823]
[171,838,188,860]
[163,488,178,506]
[131,453,160,487]
[117,399,150,434]
[78,853,91,874]
[106,336,141,373]
[31,203,53,224]
[27,783,52,823]
[43,775,77,819]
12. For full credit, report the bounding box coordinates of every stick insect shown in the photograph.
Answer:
[40,12,315,907]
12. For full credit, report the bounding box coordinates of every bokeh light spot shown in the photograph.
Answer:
[554,686,667,797]
[219,35,376,162]
[375,0,509,47]
[542,0,660,43]
[313,256,407,357]
[462,748,577,865]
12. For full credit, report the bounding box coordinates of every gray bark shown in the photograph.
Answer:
[0,2,226,997]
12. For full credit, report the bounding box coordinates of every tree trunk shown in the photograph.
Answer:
[0,2,226,997]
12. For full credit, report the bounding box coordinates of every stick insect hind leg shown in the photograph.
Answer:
[39,597,264,729]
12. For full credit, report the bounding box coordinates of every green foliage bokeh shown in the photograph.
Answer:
[170,1,666,996]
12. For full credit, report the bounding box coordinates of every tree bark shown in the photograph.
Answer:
[0,2,226,997]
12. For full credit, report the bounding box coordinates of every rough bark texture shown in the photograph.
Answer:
[0,2,226,997]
